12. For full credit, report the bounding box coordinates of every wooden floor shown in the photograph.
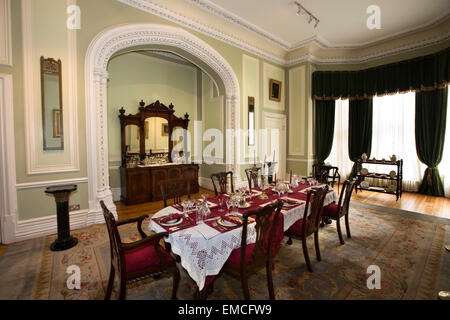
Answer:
[116,186,450,221]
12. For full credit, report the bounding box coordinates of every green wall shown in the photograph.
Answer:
[6,0,447,223]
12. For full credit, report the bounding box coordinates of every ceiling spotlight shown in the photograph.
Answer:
[295,1,320,28]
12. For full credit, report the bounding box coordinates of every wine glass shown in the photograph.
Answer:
[218,195,224,212]
[225,199,232,215]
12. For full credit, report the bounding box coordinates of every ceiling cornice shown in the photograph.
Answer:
[116,0,286,65]
[117,0,450,67]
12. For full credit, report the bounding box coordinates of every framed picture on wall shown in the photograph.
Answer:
[269,79,282,102]
[161,123,169,136]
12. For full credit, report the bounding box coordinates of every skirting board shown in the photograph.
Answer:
[14,209,92,243]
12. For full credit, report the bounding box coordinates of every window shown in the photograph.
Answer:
[326,92,425,192]
[440,87,450,197]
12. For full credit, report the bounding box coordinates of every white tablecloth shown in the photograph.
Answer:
[148,189,337,290]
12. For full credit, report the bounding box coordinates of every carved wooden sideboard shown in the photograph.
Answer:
[120,163,199,205]
[118,100,199,205]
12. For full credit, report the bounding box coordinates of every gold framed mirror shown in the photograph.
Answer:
[41,56,64,151]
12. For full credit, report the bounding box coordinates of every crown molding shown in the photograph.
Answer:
[118,0,450,67]
[116,0,285,65]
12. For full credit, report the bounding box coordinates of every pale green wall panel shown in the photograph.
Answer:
[17,183,89,221]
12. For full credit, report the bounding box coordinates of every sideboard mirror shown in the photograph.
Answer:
[119,100,190,167]
[41,57,64,151]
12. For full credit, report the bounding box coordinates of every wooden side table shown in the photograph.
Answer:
[45,185,78,251]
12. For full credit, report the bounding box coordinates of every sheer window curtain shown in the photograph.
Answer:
[326,93,425,192]
[326,99,352,180]
[440,87,450,197]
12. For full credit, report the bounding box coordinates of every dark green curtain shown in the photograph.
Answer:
[312,47,450,100]
[348,99,373,178]
[415,87,448,196]
[315,100,336,164]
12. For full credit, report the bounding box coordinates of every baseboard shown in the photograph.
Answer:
[14,209,92,243]
[111,187,121,202]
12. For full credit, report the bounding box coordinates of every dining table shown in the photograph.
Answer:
[148,182,338,293]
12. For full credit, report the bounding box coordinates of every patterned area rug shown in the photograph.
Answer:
[0,202,449,300]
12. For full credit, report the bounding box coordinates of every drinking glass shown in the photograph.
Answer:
[218,196,224,212]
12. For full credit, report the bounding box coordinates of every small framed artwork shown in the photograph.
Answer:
[161,123,169,136]
[269,79,282,102]
[52,109,61,137]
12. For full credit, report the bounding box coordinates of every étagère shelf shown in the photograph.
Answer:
[355,158,403,201]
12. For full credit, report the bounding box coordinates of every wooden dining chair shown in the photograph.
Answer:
[221,201,283,300]
[100,201,180,300]
[245,167,262,191]
[284,186,328,272]
[210,171,234,196]
[160,178,191,208]
[322,179,357,245]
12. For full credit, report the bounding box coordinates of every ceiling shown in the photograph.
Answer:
[188,0,450,49]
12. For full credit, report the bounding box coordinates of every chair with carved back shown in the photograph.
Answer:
[312,164,341,194]
[221,201,283,300]
[210,171,234,196]
[245,167,262,191]
[160,178,191,208]
[284,186,328,272]
[322,179,357,245]
[100,201,180,300]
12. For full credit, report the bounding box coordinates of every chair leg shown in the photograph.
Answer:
[287,237,293,245]
[105,265,115,300]
[266,261,275,300]
[345,214,351,239]
[314,231,321,262]
[301,236,313,272]
[118,278,127,300]
[241,272,251,300]
[336,218,345,245]
[171,267,181,300]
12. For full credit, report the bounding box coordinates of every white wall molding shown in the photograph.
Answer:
[22,0,80,175]
[85,23,240,221]
[0,74,17,244]
[14,209,90,243]
[262,111,287,179]
[117,0,286,66]
[288,66,306,156]
[118,0,450,67]
[0,0,12,66]
[111,187,121,202]
[16,177,88,190]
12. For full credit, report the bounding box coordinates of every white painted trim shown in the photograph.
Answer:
[14,209,90,243]
[0,0,12,66]
[262,111,287,179]
[263,62,285,111]
[0,74,17,244]
[118,0,450,67]
[242,54,260,160]
[287,158,315,163]
[85,23,240,222]
[288,65,306,156]
[16,178,89,190]
[22,0,80,175]
[111,188,121,202]
[117,0,285,66]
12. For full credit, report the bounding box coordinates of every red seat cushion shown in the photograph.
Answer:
[323,203,339,218]
[228,243,256,266]
[287,218,310,235]
[125,243,173,273]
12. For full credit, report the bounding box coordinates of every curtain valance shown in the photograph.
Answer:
[312,47,450,101]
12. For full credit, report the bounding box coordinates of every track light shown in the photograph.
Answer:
[295,1,320,28]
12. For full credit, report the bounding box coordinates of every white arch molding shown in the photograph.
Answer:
[85,23,241,220]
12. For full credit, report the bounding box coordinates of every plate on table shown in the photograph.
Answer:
[159,216,184,227]
[217,217,238,227]
[282,202,297,208]
[287,189,294,194]
[239,202,251,209]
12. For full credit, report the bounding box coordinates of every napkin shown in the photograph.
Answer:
[159,214,183,224]
[221,215,242,225]
[195,223,221,240]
